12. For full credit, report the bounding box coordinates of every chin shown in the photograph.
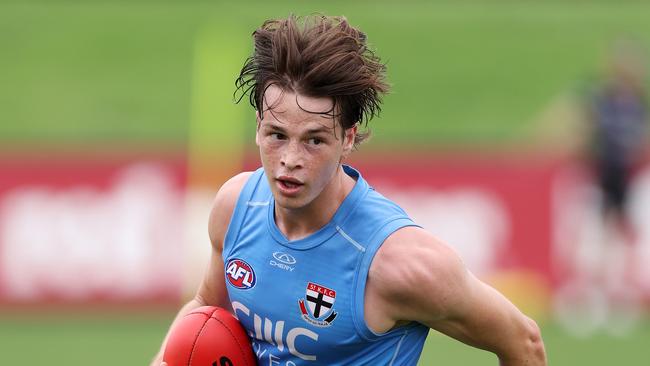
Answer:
[274,196,304,210]
[272,191,311,210]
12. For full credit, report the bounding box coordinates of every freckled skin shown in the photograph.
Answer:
[255,85,357,240]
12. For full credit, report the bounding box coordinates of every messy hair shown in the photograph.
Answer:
[234,14,389,146]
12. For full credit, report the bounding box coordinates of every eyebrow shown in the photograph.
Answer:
[306,127,332,135]
[263,124,287,133]
[263,123,333,135]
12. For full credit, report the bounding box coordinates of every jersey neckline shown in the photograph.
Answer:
[266,165,368,250]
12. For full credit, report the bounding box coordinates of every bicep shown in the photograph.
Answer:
[195,172,252,311]
[195,245,231,310]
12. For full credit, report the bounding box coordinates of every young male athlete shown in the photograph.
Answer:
[151,15,546,365]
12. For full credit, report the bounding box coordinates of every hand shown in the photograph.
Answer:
[148,356,165,366]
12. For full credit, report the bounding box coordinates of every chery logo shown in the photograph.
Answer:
[272,252,297,264]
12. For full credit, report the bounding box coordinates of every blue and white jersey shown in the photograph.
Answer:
[223,165,429,365]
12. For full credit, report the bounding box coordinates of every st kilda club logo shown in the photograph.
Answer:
[225,258,256,289]
[298,282,337,327]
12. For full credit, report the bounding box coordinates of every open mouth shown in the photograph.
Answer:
[279,179,302,189]
[277,176,304,194]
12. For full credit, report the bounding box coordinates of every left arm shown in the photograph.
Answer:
[365,226,546,366]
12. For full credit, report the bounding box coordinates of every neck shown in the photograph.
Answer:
[274,166,355,241]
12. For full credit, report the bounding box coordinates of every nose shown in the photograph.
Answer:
[280,141,304,170]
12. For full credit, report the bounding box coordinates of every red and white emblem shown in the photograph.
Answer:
[298,282,337,327]
[225,258,256,290]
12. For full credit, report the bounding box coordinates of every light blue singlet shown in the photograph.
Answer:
[223,165,429,365]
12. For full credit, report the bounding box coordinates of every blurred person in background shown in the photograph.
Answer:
[586,40,648,249]
[541,40,649,336]
[572,40,649,327]
[151,15,546,366]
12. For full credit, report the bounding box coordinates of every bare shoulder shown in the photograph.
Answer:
[367,226,468,325]
[207,171,254,249]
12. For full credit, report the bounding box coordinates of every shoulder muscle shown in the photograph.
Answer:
[368,226,468,324]
[207,171,253,251]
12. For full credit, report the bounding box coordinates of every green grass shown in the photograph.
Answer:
[423,320,650,365]
[2,1,650,150]
[0,310,649,365]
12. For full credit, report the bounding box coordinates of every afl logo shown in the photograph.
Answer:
[225,258,256,289]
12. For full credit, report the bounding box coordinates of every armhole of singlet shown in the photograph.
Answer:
[352,216,421,341]
[222,168,265,259]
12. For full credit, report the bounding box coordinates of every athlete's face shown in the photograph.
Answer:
[256,85,355,210]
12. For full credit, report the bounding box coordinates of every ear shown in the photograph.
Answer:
[255,111,262,147]
[342,124,358,156]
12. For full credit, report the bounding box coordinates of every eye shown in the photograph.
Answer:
[308,137,323,145]
[270,132,286,140]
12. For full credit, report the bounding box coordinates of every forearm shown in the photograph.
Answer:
[149,297,208,366]
[478,285,547,366]
[428,277,547,366]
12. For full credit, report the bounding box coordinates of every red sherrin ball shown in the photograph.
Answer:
[163,306,256,366]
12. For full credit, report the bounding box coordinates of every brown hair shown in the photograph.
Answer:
[234,15,389,146]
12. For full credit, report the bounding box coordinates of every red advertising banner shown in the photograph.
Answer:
[1,153,649,315]
[0,156,187,303]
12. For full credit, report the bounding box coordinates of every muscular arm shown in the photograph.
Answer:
[149,172,252,366]
[365,227,546,366]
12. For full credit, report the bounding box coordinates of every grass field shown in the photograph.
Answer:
[0,309,648,365]
[2,1,650,149]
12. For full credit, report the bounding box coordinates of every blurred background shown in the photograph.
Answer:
[1,0,650,364]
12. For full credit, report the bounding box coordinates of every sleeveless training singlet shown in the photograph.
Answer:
[223,165,429,365]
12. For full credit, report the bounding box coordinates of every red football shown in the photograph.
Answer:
[163,306,256,366]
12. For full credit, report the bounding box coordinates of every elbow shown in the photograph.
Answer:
[522,318,547,365]
[499,317,547,366]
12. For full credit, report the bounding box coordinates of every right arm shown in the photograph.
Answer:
[149,172,252,366]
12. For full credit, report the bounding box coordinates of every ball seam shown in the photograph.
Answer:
[187,313,211,366]
[211,311,253,366]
